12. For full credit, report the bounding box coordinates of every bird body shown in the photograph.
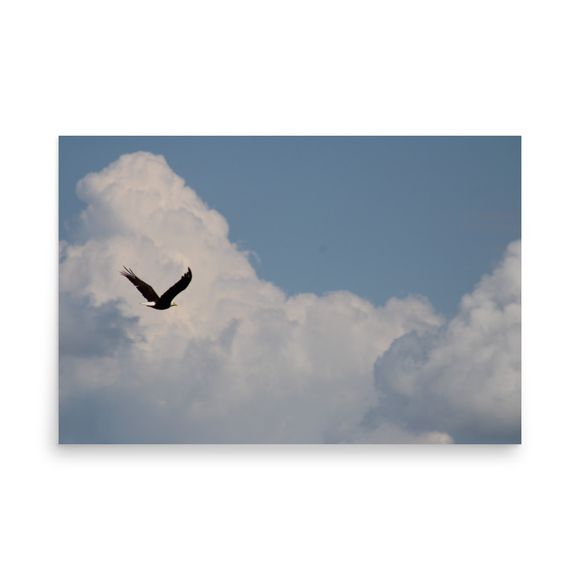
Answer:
[121,266,192,310]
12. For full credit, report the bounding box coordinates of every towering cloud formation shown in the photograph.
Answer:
[59,152,520,443]
[369,241,521,443]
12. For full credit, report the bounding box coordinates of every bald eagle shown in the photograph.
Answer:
[121,266,192,310]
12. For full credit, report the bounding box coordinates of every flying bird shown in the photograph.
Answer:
[121,266,192,310]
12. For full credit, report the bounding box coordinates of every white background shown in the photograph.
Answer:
[1,1,579,578]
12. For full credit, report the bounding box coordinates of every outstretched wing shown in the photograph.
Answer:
[120,266,159,302]
[159,267,192,303]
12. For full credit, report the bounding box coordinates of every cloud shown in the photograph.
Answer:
[59,152,520,443]
[368,241,521,443]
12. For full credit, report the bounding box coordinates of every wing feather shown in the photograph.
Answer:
[120,267,160,302]
[159,267,192,303]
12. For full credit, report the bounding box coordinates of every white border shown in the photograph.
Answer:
[2,1,578,578]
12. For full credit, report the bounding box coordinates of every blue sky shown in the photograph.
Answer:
[60,136,520,317]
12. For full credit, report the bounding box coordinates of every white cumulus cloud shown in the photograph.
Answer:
[59,152,520,443]
[369,240,521,443]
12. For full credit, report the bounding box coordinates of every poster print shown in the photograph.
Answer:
[59,137,521,443]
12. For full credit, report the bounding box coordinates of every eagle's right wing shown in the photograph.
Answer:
[159,267,193,303]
